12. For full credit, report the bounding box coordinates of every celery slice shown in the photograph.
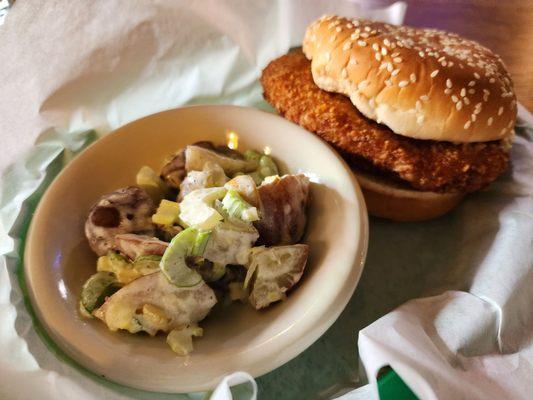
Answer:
[221,189,259,222]
[160,227,212,287]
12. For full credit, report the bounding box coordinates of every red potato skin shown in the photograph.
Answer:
[85,186,155,256]
[113,234,168,261]
[254,174,310,246]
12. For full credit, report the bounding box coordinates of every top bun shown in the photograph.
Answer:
[303,15,517,143]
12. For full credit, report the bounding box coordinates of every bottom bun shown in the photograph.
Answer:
[353,170,464,222]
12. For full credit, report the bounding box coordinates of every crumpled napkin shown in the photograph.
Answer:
[0,1,405,399]
[353,106,533,400]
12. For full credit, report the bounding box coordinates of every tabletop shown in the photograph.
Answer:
[374,0,533,111]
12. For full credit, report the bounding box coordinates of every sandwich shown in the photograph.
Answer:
[261,15,517,221]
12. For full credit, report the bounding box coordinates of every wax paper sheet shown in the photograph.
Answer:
[353,107,533,400]
[0,1,406,399]
[3,2,532,400]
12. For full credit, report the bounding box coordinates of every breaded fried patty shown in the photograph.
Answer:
[260,51,509,193]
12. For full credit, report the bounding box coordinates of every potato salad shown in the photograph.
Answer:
[80,141,311,355]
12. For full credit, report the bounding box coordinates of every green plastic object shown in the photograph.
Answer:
[377,367,418,400]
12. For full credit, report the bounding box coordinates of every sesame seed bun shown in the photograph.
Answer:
[354,169,463,222]
[303,15,517,143]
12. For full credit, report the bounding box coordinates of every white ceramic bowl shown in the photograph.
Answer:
[25,105,368,393]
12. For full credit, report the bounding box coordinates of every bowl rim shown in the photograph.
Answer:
[24,104,369,393]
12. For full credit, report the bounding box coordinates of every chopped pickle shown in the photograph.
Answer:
[166,325,204,356]
[152,199,180,226]
[244,149,261,162]
[80,271,121,314]
[239,153,280,185]
[136,165,167,201]
[97,253,140,284]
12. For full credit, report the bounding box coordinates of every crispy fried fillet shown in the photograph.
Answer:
[260,51,509,193]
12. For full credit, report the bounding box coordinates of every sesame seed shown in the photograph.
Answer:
[360,32,369,38]
[372,43,379,51]
[364,26,371,32]
[498,106,503,116]
[441,61,447,67]
[468,81,476,87]
[349,57,357,65]
[420,95,429,102]
[500,128,506,135]
[489,78,496,83]
[379,62,387,70]
[336,26,342,32]
[391,52,400,57]
[375,53,382,61]
[418,51,425,57]
[452,95,459,103]
[430,70,439,78]
[330,35,337,43]
[393,57,403,63]
[445,88,452,95]
[384,38,391,47]
[385,79,392,86]
[446,79,452,88]
[471,114,477,121]
[460,88,466,97]
[391,69,400,76]
[456,101,463,110]
[346,23,353,29]
[417,115,425,124]
[463,97,470,105]
[387,63,393,72]
[487,117,493,126]
[351,33,359,40]
[382,47,388,56]
[358,40,367,47]
[410,73,417,82]
[468,88,476,94]
[398,80,409,88]
[464,121,472,129]
[474,72,481,79]
[359,80,368,89]
[343,42,352,51]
